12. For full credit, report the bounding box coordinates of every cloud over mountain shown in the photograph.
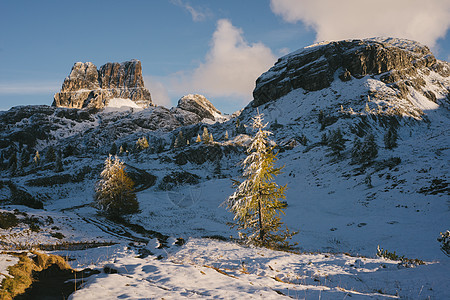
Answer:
[270,0,450,48]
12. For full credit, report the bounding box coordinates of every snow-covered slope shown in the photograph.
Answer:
[0,38,449,298]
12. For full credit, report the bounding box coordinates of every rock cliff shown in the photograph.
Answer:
[252,37,449,108]
[176,94,222,121]
[53,60,152,109]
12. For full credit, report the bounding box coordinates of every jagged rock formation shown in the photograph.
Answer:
[252,37,450,109]
[53,60,152,109]
[176,94,222,121]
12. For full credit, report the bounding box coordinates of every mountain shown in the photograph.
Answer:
[53,60,152,109]
[0,38,449,299]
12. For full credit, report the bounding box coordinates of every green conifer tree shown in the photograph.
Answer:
[384,126,398,149]
[225,112,296,248]
[94,155,139,219]
[46,146,56,162]
[55,150,63,172]
[110,142,118,155]
[202,127,210,144]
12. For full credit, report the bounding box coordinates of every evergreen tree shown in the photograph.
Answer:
[351,134,378,164]
[384,126,398,149]
[136,137,149,151]
[33,151,40,166]
[236,119,246,134]
[225,112,296,248]
[327,128,346,156]
[94,155,139,219]
[55,150,63,172]
[202,127,210,144]
[46,146,56,162]
[19,148,30,169]
[196,134,202,143]
[209,133,214,143]
[8,152,17,174]
[224,130,229,140]
[0,152,5,170]
[110,142,118,155]
[174,131,185,148]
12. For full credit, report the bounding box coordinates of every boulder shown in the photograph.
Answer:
[176,94,221,121]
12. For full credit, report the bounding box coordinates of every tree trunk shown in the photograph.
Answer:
[258,197,264,243]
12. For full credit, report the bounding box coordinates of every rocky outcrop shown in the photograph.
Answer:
[53,60,152,109]
[176,94,221,121]
[252,37,450,107]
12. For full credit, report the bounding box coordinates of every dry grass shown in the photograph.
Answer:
[0,251,72,299]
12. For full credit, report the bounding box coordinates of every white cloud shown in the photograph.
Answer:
[0,81,60,95]
[270,0,450,48]
[144,76,173,108]
[170,0,210,22]
[172,19,277,104]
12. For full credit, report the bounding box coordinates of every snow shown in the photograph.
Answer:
[68,238,449,299]
[1,49,449,298]
[103,98,143,113]
[0,254,19,282]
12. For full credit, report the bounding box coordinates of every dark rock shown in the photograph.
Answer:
[158,171,201,190]
[53,60,152,109]
[252,38,448,107]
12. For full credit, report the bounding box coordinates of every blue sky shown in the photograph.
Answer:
[1,0,449,113]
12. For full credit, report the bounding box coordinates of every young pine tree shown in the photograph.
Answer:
[94,155,139,219]
[202,127,210,144]
[384,126,398,149]
[225,112,296,248]
[46,146,56,162]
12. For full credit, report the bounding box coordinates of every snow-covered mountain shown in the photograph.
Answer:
[0,38,449,299]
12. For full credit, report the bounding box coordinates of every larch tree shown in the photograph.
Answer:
[224,112,296,248]
[95,155,139,219]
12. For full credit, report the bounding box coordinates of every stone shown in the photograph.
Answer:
[252,38,449,107]
[53,60,152,109]
[176,94,221,121]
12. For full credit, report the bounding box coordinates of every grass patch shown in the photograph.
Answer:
[0,251,72,299]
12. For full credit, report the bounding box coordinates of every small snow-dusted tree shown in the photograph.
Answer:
[384,126,398,149]
[225,112,296,248]
[110,142,118,155]
[202,127,210,144]
[95,155,139,219]
[196,134,201,143]
[46,146,56,162]
[55,150,63,172]
[224,130,229,140]
[209,133,214,143]
[33,151,40,166]
[327,128,346,156]
[136,137,149,151]
[351,134,378,164]
[174,131,185,148]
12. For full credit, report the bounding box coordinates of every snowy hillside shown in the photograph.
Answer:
[0,38,449,298]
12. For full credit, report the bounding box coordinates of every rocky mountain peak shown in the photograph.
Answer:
[176,94,222,121]
[252,37,449,109]
[53,60,152,109]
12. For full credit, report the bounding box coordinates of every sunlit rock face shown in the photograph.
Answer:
[176,94,222,121]
[53,60,152,109]
[252,37,449,109]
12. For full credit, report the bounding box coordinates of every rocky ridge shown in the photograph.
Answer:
[176,94,222,121]
[252,37,450,116]
[53,60,152,109]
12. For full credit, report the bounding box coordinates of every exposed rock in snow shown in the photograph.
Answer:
[53,60,152,109]
[252,37,450,114]
[176,94,222,121]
